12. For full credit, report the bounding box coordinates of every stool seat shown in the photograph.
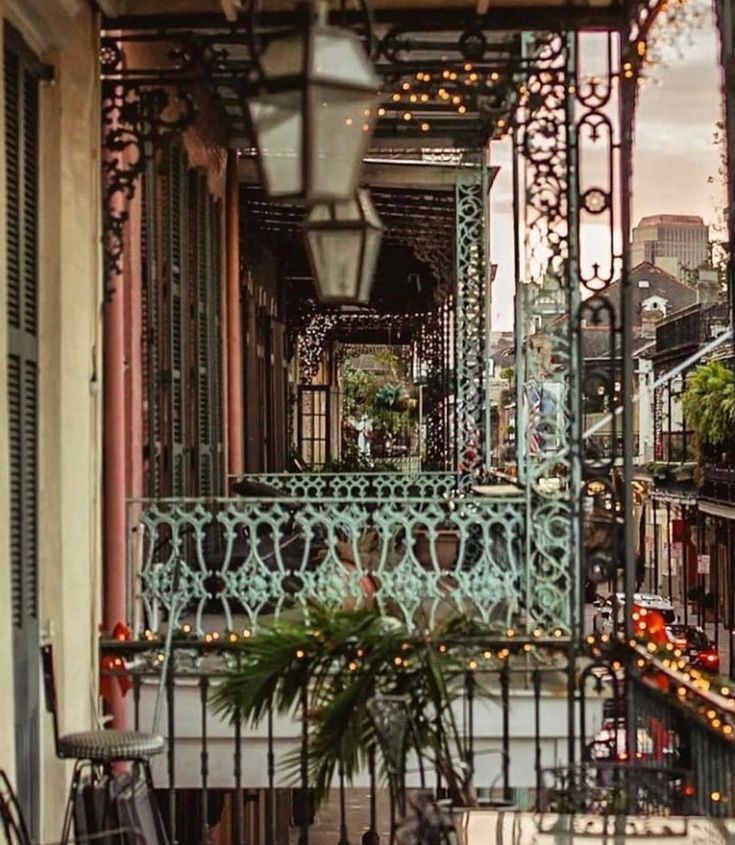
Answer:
[57,729,165,762]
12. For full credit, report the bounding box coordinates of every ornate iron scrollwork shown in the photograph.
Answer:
[454,166,488,476]
[102,82,195,292]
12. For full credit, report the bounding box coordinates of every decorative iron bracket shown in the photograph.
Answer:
[101,81,195,294]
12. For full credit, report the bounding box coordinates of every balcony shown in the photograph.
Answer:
[127,473,569,635]
[655,303,731,360]
[701,464,735,507]
[99,631,735,844]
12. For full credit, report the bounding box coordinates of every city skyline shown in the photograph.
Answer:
[491,8,724,329]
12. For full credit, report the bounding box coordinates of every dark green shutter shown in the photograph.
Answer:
[189,169,224,497]
[141,145,224,498]
[166,143,187,495]
[5,25,41,837]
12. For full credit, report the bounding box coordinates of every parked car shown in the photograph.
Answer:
[586,712,677,763]
[592,592,676,635]
[586,718,654,762]
[665,624,720,672]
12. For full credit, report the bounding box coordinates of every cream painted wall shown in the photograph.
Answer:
[0,0,102,836]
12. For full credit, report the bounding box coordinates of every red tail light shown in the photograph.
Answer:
[701,651,720,669]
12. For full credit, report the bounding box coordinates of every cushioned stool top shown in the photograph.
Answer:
[58,730,165,761]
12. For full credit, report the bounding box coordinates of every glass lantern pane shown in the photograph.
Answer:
[261,34,304,77]
[310,29,378,88]
[358,226,382,304]
[307,84,376,201]
[248,90,303,198]
[306,229,362,302]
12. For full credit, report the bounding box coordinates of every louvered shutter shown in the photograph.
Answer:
[141,161,161,496]
[187,167,225,497]
[5,26,41,837]
[169,143,188,495]
[190,170,211,495]
[208,191,224,494]
[141,147,224,497]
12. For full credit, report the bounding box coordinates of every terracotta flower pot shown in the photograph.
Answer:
[414,529,459,569]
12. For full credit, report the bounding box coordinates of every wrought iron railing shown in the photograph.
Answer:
[127,486,579,637]
[701,459,735,505]
[102,640,577,845]
[99,637,735,845]
[228,471,467,499]
[655,303,731,356]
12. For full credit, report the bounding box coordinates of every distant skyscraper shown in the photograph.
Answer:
[631,214,709,273]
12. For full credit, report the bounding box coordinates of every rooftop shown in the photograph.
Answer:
[636,214,706,228]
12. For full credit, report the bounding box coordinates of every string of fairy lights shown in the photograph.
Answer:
[373,63,509,136]
[100,611,735,806]
[102,611,735,765]
[367,35,656,139]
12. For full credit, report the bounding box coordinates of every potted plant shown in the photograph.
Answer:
[673,462,696,483]
[413,527,460,570]
[212,606,480,810]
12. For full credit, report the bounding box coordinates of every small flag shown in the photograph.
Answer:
[529,387,543,455]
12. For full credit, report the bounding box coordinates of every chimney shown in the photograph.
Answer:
[640,306,664,338]
[696,267,721,305]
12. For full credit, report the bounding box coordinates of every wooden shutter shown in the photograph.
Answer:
[166,143,188,495]
[141,160,162,496]
[5,25,41,837]
[141,146,224,497]
[189,170,224,496]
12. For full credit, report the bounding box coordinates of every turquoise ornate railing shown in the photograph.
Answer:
[127,483,571,638]
[229,471,467,498]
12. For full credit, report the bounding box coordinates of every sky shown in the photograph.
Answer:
[490,7,724,330]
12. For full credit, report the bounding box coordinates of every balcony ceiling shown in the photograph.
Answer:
[101,0,642,148]
[103,0,629,17]
[241,181,454,311]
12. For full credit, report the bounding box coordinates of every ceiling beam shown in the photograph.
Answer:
[102,5,626,31]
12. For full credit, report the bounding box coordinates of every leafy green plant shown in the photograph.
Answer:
[682,361,735,448]
[212,606,479,809]
[340,351,416,443]
[374,383,402,411]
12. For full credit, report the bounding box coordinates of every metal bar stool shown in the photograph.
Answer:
[0,770,143,845]
[40,645,167,845]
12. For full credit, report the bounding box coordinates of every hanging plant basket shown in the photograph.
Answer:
[373,383,401,411]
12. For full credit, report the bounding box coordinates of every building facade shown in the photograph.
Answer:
[631,214,710,277]
[0,0,102,835]
[2,1,735,840]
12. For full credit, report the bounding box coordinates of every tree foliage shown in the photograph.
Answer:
[682,361,735,447]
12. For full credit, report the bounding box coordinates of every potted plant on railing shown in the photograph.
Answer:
[413,524,460,570]
[211,606,481,812]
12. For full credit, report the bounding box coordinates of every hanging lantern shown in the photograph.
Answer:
[304,189,383,304]
[247,5,380,203]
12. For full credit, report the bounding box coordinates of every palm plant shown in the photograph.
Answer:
[211,606,479,809]
[682,361,735,449]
